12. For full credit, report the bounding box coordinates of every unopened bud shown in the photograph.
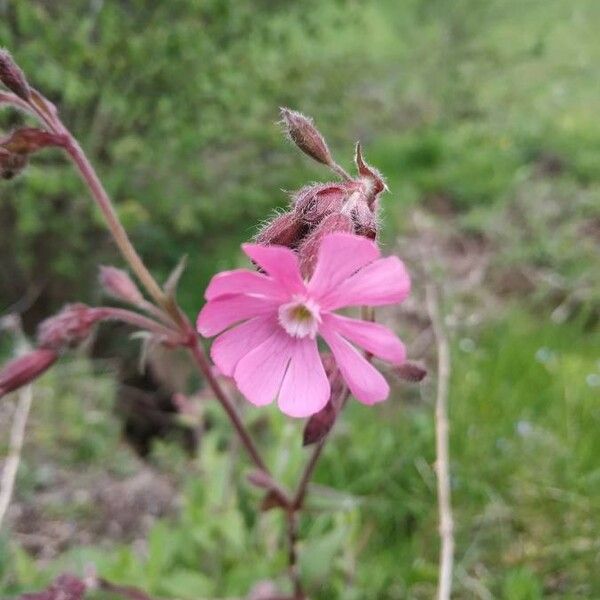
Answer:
[1,128,67,155]
[0,148,28,180]
[37,304,102,350]
[99,266,144,305]
[303,353,345,445]
[298,212,353,278]
[303,400,336,446]
[292,183,347,226]
[0,49,30,101]
[394,361,427,383]
[280,107,333,166]
[350,200,377,240]
[0,348,57,398]
[255,211,306,249]
[355,142,386,207]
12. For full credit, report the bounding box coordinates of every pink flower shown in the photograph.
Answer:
[196,233,410,418]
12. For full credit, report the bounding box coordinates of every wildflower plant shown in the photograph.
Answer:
[0,50,421,598]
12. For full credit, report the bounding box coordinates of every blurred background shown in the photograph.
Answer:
[0,0,599,598]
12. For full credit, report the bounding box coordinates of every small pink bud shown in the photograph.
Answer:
[280,107,334,167]
[355,142,387,207]
[394,361,427,382]
[99,266,144,305]
[0,348,57,398]
[255,211,306,248]
[37,304,102,350]
[292,183,347,226]
[0,49,30,101]
[298,212,353,278]
[0,148,28,180]
[0,128,67,155]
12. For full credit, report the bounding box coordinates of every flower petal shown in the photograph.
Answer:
[205,269,286,301]
[242,243,305,294]
[308,232,379,298]
[210,315,278,376]
[323,313,406,365]
[320,323,389,405]
[234,328,294,407]
[197,294,277,337]
[320,256,410,310]
[277,338,330,418]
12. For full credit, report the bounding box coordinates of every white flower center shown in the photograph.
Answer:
[278,296,321,339]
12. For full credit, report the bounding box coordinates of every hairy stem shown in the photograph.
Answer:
[64,140,169,312]
[329,161,352,181]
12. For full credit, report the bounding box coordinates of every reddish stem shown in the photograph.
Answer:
[187,333,269,474]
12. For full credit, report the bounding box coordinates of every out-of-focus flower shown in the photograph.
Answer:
[0,348,57,398]
[197,233,410,417]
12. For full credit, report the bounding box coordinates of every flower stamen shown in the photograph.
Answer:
[278,297,321,339]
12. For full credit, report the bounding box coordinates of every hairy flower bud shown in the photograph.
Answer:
[0,348,57,398]
[0,49,30,100]
[99,266,144,305]
[1,128,67,155]
[280,107,333,166]
[292,183,348,226]
[298,213,353,278]
[350,200,378,240]
[255,211,306,248]
[37,304,102,351]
